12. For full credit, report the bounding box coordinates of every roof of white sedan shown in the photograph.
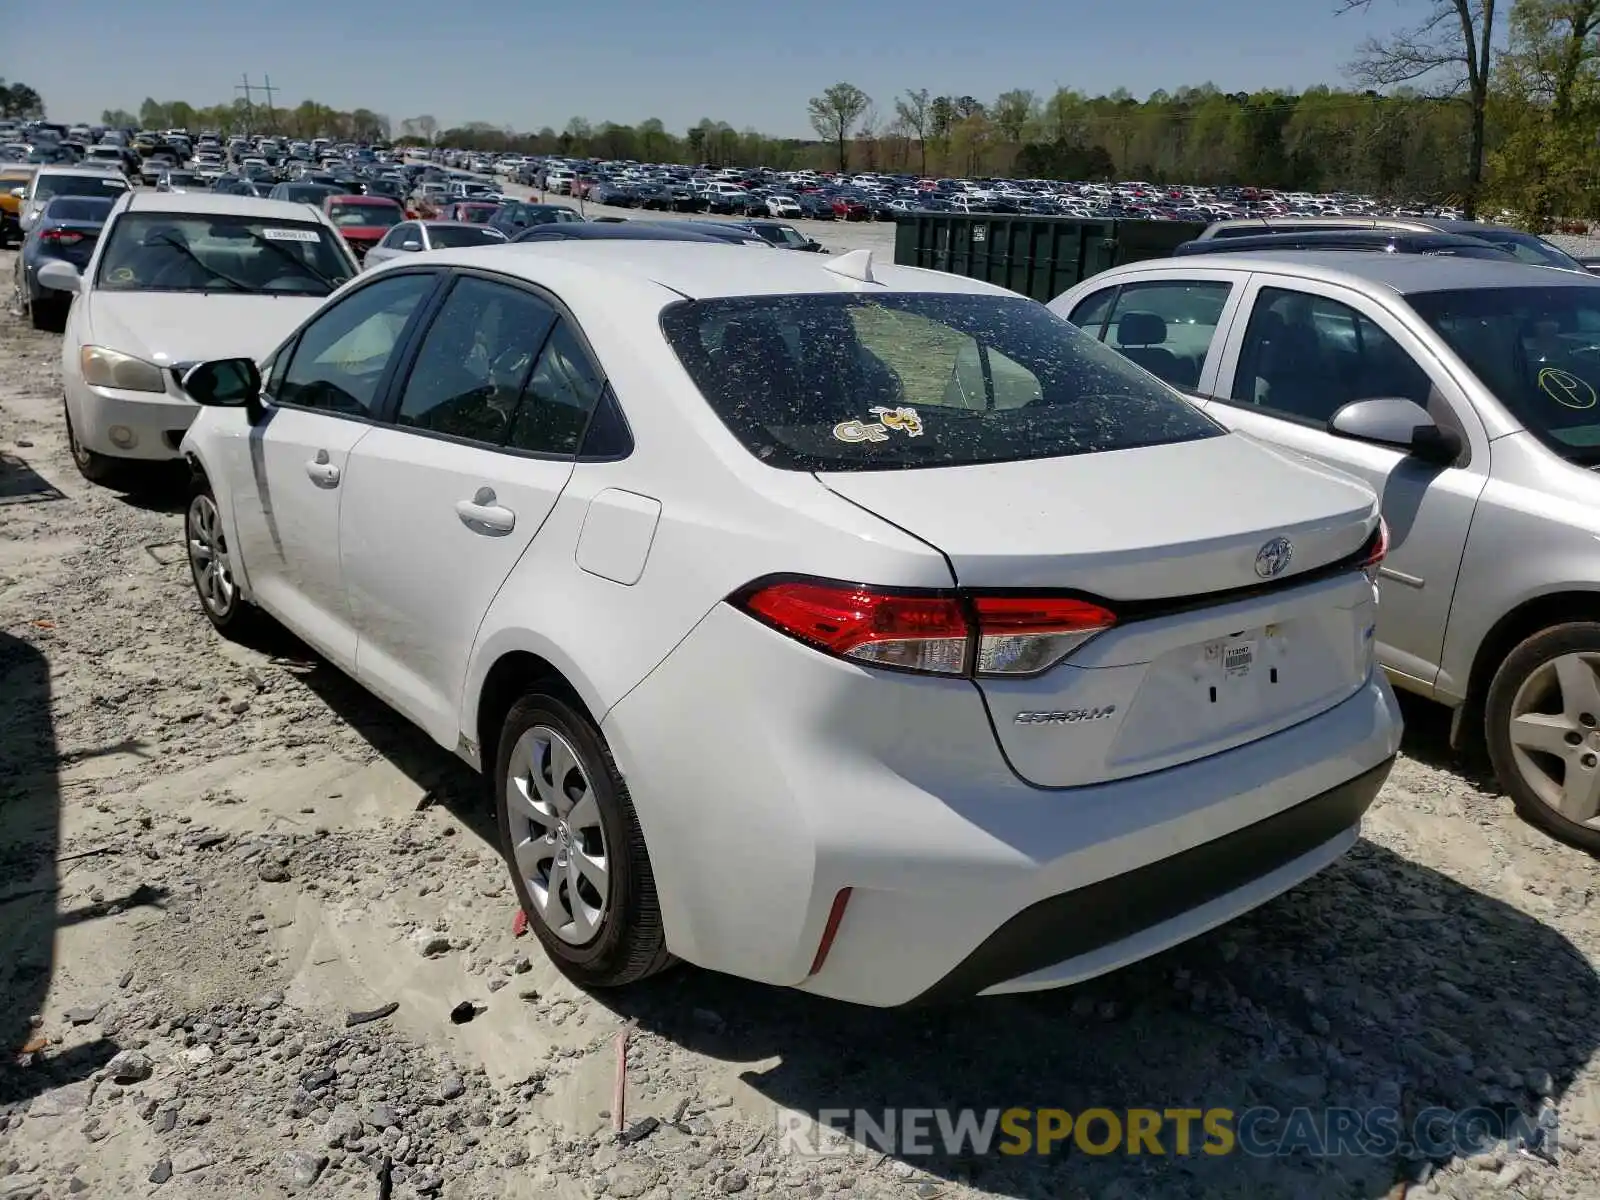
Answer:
[389,241,1017,300]
[121,191,326,222]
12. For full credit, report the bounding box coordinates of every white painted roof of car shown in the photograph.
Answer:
[398,240,1020,301]
[123,191,325,222]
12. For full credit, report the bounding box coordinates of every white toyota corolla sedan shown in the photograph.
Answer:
[39,191,358,485]
[175,242,1402,1006]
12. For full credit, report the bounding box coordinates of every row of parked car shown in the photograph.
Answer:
[8,172,1598,1010]
[7,161,833,328]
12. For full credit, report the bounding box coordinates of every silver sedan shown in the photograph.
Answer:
[362,219,507,269]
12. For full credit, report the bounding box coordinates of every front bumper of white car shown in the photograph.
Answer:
[602,602,1403,1008]
[64,367,196,460]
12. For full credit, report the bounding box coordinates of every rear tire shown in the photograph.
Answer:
[1485,622,1600,854]
[494,692,674,988]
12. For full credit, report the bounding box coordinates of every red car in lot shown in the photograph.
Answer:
[322,195,405,259]
[830,195,871,221]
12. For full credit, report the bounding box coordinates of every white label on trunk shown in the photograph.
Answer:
[261,227,320,242]
[1224,640,1255,679]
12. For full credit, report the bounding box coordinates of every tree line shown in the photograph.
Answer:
[35,0,1600,229]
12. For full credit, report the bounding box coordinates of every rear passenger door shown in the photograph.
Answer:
[337,270,618,746]
[1062,272,1245,394]
[1206,276,1489,692]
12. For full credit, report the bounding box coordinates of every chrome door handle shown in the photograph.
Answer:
[455,486,515,535]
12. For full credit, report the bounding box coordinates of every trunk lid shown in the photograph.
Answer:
[817,433,1381,787]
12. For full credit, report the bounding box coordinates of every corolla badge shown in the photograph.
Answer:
[1254,537,1294,579]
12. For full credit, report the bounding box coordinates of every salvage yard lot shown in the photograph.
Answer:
[1,249,1598,1200]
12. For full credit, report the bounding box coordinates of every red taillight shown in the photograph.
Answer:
[733,580,1116,678]
[1358,518,1389,580]
[738,581,969,675]
[40,229,84,243]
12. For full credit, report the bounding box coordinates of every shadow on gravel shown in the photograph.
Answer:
[0,630,119,1103]
[1395,691,1496,786]
[106,464,190,515]
[271,640,496,843]
[594,839,1594,1199]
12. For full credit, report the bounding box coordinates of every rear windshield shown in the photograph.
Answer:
[44,196,113,222]
[428,224,505,248]
[36,173,127,201]
[659,293,1223,470]
[329,203,401,228]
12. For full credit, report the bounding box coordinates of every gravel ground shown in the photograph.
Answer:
[2,246,1599,1200]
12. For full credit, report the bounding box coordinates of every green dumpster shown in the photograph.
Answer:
[893,213,1204,302]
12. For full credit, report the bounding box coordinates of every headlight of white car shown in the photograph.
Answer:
[79,346,168,393]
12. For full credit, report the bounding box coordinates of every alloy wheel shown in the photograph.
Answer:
[187,493,236,617]
[504,725,611,945]
[1506,651,1600,830]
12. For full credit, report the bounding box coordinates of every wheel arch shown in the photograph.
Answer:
[1457,589,1600,748]
[471,646,603,783]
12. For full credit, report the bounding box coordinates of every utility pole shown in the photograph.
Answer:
[236,73,256,134]
[260,75,278,133]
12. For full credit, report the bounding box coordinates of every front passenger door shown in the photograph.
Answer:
[1207,279,1490,693]
[228,270,440,670]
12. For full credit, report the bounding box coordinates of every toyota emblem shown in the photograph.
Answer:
[1254,537,1293,579]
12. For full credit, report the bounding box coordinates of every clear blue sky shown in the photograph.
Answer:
[13,0,1422,138]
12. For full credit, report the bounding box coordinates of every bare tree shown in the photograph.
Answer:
[894,88,932,176]
[807,82,871,172]
[1338,0,1498,215]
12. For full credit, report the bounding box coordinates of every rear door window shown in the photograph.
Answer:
[660,292,1222,471]
[1101,281,1233,389]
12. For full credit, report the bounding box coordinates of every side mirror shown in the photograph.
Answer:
[182,358,261,408]
[401,240,422,251]
[36,260,80,294]
[1328,397,1462,465]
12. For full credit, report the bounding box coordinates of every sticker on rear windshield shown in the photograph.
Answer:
[260,227,320,242]
[871,406,924,436]
[833,406,924,443]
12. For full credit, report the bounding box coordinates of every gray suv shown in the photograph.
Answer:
[1052,251,1600,852]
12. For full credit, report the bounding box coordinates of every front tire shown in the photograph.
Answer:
[63,396,131,487]
[1485,622,1600,854]
[185,481,258,637]
[494,692,673,988]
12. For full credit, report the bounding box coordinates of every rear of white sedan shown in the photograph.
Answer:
[176,243,1400,1006]
[586,269,1401,1006]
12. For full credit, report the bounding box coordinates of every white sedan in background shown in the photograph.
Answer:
[174,242,1401,1006]
[362,219,507,269]
[40,191,358,485]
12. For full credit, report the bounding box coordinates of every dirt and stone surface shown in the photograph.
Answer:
[1,245,1599,1200]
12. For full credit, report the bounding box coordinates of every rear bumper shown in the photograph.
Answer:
[914,757,1391,1003]
[602,603,1403,1008]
